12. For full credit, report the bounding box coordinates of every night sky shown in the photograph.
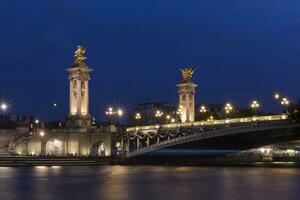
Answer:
[0,0,300,121]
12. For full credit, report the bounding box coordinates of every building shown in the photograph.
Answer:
[3,46,119,157]
[129,102,178,126]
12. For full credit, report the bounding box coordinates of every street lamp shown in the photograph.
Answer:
[155,110,163,117]
[200,105,207,113]
[207,115,214,122]
[250,100,260,116]
[155,110,164,124]
[176,106,183,122]
[281,97,290,114]
[135,112,142,126]
[0,100,10,114]
[224,103,233,117]
[0,103,7,111]
[105,107,123,124]
[105,107,114,116]
[117,109,123,117]
[39,131,45,137]
[135,113,142,120]
[105,107,114,124]
[274,93,280,100]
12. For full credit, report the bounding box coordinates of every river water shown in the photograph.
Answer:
[0,165,300,200]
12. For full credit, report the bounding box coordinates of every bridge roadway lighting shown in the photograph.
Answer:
[105,107,115,124]
[207,115,214,122]
[281,97,290,114]
[155,110,164,124]
[224,103,233,115]
[135,113,142,126]
[135,113,142,120]
[155,110,163,117]
[105,107,114,116]
[200,105,207,113]
[251,100,260,115]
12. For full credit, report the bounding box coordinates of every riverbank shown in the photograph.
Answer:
[1,156,300,167]
[0,156,111,166]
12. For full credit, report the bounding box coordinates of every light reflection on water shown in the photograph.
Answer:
[0,165,300,200]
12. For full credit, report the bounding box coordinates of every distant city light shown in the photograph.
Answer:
[0,99,11,113]
[281,97,290,106]
[274,93,280,100]
[200,105,207,113]
[251,100,260,109]
[0,103,7,111]
[39,131,45,137]
[117,109,123,117]
[135,113,142,120]
[155,110,163,118]
[225,103,233,114]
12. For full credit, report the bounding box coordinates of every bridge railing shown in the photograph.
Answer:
[126,114,286,133]
[127,120,297,158]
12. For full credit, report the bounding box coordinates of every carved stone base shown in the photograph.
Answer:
[66,114,92,129]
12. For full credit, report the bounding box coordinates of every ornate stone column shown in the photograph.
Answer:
[177,68,197,123]
[66,46,93,129]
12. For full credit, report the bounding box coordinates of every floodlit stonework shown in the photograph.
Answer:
[0,46,119,157]
[13,129,115,156]
[177,68,197,122]
[66,46,92,129]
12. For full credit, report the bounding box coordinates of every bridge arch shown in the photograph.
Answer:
[127,122,300,159]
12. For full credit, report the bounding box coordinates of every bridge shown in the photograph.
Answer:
[123,115,300,158]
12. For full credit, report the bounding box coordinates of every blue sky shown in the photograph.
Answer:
[0,0,300,120]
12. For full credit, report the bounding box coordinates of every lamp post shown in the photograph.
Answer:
[177,106,183,123]
[0,103,7,111]
[274,93,280,100]
[155,110,164,124]
[0,102,9,115]
[250,100,260,116]
[224,103,233,126]
[135,113,142,125]
[105,107,123,125]
[281,97,290,115]
[116,109,123,125]
[208,115,214,122]
[200,105,207,121]
[105,107,114,124]
[224,103,233,118]
[39,130,45,137]
[165,114,171,124]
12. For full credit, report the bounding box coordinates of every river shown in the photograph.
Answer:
[0,165,299,200]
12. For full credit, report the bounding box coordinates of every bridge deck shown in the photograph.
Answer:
[127,120,300,158]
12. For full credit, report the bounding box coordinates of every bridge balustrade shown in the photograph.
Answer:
[125,119,296,158]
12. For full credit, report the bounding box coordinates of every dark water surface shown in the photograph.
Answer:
[0,165,300,200]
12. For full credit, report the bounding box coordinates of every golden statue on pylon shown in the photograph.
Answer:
[180,67,195,81]
[74,45,87,64]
